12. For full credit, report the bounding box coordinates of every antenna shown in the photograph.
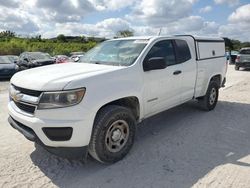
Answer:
[158,28,162,36]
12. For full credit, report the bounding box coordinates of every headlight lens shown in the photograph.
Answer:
[38,88,85,109]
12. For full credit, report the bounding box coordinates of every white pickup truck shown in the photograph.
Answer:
[8,35,227,163]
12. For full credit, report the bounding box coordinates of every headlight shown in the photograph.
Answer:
[38,88,85,109]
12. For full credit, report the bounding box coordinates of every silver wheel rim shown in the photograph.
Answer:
[209,88,217,105]
[105,120,129,153]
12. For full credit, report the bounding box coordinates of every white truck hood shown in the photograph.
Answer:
[11,63,124,91]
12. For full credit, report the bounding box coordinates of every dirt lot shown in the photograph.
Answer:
[0,65,250,188]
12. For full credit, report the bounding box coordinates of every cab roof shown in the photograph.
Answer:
[110,35,224,42]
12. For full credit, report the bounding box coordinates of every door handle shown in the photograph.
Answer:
[173,70,182,75]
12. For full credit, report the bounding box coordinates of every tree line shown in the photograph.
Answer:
[223,37,250,51]
[0,30,134,56]
[0,31,99,56]
[0,30,249,56]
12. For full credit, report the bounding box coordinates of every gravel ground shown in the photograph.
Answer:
[0,65,250,188]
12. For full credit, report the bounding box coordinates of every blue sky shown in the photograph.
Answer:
[0,0,250,41]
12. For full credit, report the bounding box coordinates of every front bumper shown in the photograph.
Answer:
[8,116,88,160]
[8,100,96,160]
[8,101,94,147]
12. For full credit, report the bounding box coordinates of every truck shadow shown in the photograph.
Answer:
[30,100,250,188]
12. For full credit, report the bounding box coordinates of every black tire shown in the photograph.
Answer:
[198,81,219,111]
[235,65,240,70]
[89,105,136,164]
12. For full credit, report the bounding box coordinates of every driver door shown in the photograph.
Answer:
[143,40,183,117]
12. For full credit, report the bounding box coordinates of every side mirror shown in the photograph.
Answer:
[143,57,166,71]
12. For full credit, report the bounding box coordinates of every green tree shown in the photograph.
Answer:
[223,37,233,51]
[57,34,67,42]
[0,30,16,38]
[241,42,250,48]
[231,39,241,50]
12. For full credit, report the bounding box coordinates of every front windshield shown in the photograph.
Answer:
[29,53,51,60]
[0,56,13,64]
[79,39,148,66]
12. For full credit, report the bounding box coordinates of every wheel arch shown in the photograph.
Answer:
[95,96,141,122]
[196,73,223,98]
[210,74,222,87]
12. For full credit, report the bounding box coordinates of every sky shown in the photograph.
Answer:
[0,0,250,41]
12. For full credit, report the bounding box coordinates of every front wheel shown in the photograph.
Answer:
[198,82,219,111]
[89,105,136,164]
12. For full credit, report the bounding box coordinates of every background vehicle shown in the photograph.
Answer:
[54,55,69,64]
[8,36,227,164]
[0,56,19,78]
[70,52,85,62]
[235,48,250,70]
[226,51,238,64]
[16,52,55,70]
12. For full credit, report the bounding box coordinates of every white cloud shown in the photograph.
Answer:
[217,4,250,41]
[0,7,39,34]
[132,16,219,38]
[89,0,136,10]
[228,4,250,23]
[214,0,239,6]
[199,6,212,13]
[128,0,196,26]
[42,18,132,38]
[218,23,250,41]
[35,0,95,23]
[0,0,20,8]
[0,0,249,42]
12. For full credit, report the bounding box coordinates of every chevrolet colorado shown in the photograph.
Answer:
[8,35,227,163]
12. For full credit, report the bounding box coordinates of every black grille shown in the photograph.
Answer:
[13,85,42,97]
[14,101,36,114]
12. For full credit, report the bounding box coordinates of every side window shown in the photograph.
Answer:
[145,40,176,66]
[19,54,24,60]
[174,39,191,63]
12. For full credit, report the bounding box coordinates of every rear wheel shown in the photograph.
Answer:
[89,105,136,164]
[198,81,219,111]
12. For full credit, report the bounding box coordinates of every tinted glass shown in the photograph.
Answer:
[174,40,191,63]
[145,40,176,66]
[28,53,51,60]
[7,56,18,62]
[240,49,250,55]
[0,56,13,64]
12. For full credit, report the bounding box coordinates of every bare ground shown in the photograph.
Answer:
[0,65,250,188]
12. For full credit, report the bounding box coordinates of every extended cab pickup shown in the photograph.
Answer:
[8,35,227,163]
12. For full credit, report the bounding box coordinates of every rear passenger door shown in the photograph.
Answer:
[173,39,196,102]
